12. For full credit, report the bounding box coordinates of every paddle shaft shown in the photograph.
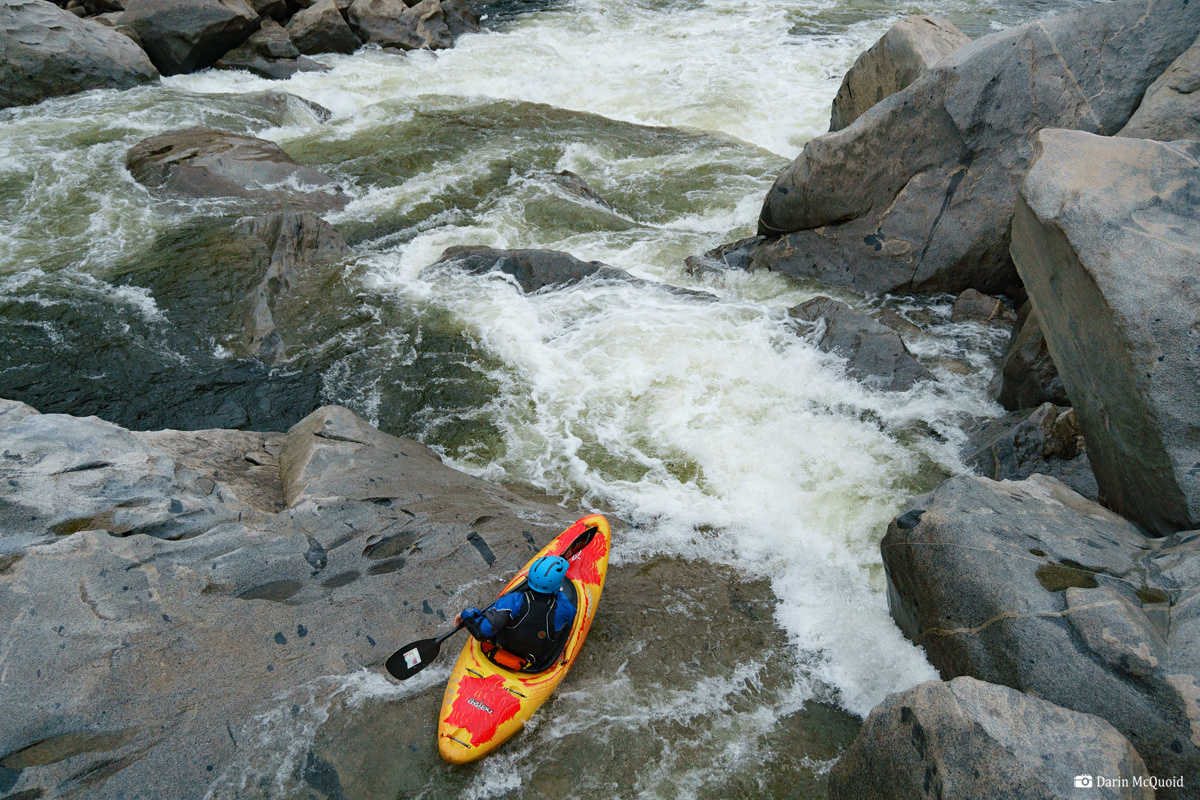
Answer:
[385,523,599,679]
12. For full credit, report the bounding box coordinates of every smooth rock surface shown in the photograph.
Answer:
[719,0,1200,296]
[990,302,1068,411]
[829,677,1153,800]
[1120,33,1200,142]
[787,296,931,392]
[829,15,969,133]
[0,0,158,109]
[1013,129,1200,535]
[0,402,576,799]
[286,0,358,55]
[882,473,1200,795]
[949,288,1014,326]
[964,403,1097,501]
[121,0,259,75]
[235,211,352,361]
[126,126,349,212]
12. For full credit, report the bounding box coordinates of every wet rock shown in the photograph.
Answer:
[424,246,634,293]
[949,288,1014,326]
[882,473,1200,795]
[1120,33,1200,142]
[721,0,1200,296]
[235,211,352,361]
[286,0,359,55]
[964,403,1097,501]
[0,403,575,799]
[829,15,969,133]
[121,0,259,75]
[245,89,333,122]
[989,302,1068,411]
[551,169,614,210]
[788,296,931,392]
[215,17,328,78]
[345,0,453,50]
[0,0,158,109]
[126,127,349,212]
[1013,129,1200,535]
[829,677,1152,800]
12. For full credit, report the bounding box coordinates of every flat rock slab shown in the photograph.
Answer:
[1014,129,1200,534]
[126,126,349,212]
[711,0,1200,296]
[0,401,576,799]
[882,473,1200,795]
[0,0,158,109]
[829,677,1153,800]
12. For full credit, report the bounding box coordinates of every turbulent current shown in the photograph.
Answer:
[1,0,1086,797]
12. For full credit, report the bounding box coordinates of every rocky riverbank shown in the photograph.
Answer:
[695,0,1200,795]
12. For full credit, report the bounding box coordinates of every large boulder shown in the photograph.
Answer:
[787,296,931,392]
[1013,129,1200,535]
[829,677,1153,800]
[126,127,349,212]
[711,0,1200,296]
[964,402,1097,501]
[829,15,969,133]
[285,0,358,55]
[0,402,578,798]
[0,0,158,109]
[215,16,328,78]
[989,302,1068,411]
[121,0,259,75]
[345,0,451,50]
[882,473,1200,796]
[1120,33,1200,141]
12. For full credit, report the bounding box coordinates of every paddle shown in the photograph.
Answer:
[384,524,600,680]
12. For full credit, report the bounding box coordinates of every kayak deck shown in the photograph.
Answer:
[437,514,610,763]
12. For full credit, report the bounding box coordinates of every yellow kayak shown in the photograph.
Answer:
[437,513,611,763]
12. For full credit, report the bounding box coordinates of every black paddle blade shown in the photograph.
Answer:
[385,635,445,680]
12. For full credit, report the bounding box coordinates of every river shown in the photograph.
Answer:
[1,0,1084,796]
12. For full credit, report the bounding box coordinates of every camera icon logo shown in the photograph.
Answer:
[1075,775,1094,788]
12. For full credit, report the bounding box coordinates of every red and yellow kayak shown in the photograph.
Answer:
[437,513,610,763]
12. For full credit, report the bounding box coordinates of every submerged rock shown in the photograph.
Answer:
[882,474,1200,795]
[829,677,1152,800]
[713,0,1200,296]
[235,210,353,361]
[424,246,634,292]
[788,296,931,392]
[1013,129,1200,535]
[121,0,260,75]
[989,302,1068,411]
[0,402,576,799]
[1120,33,1200,142]
[126,127,349,212]
[0,0,158,109]
[964,403,1097,501]
[829,15,969,133]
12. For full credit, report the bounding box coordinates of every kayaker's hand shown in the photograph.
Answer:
[453,612,462,627]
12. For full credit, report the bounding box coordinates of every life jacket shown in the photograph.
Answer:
[496,589,560,663]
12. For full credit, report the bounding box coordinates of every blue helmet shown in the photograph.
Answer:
[528,555,569,593]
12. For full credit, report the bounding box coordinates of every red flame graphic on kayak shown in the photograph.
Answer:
[443,674,521,743]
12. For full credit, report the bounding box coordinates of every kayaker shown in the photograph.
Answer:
[454,555,576,669]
